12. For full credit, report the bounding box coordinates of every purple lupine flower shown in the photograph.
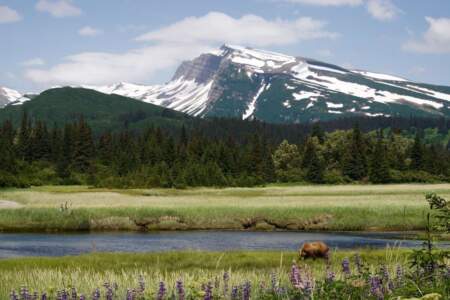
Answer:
[71,287,77,300]
[157,281,166,300]
[354,254,363,275]
[230,286,239,300]
[395,265,403,281]
[79,295,85,300]
[223,272,229,296]
[270,272,278,292]
[341,258,351,276]
[326,267,336,284]
[92,288,100,300]
[125,289,134,300]
[176,279,185,300]
[242,281,251,300]
[41,293,47,300]
[290,263,303,289]
[369,276,384,300]
[10,290,18,300]
[104,285,113,300]
[380,265,389,280]
[203,282,213,300]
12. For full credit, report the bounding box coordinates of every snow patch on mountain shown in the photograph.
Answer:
[243,81,267,120]
[352,70,407,82]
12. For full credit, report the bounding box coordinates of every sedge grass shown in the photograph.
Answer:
[0,184,448,232]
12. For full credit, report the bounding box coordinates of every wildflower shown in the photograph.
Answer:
[230,286,239,300]
[10,290,18,300]
[157,281,166,300]
[70,287,77,300]
[354,254,363,275]
[176,279,185,300]
[369,275,384,300]
[78,295,85,300]
[223,272,230,296]
[341,258,351,276]
[290,262,303,289]
[125,289,134,300]
[41,293,47,300]
[242,281,251,300]
[270,272,278,292]
[92,288,100,300]
[204,282,213,300]
[326,268,335,284]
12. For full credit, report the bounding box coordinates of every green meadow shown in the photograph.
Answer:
[1,184,449,232]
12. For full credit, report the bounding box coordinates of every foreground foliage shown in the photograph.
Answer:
[6,252,450,299]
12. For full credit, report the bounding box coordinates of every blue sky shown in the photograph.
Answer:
[1,0,449,92]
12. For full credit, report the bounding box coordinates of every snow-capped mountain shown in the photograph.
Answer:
[6,45,450,123]
[0,86,28,108]
[85,45,450,123]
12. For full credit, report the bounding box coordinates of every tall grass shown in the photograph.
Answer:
[0,249,413,299]
[1,184,446,232]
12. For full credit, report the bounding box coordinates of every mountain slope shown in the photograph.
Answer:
[0,86,28,107]
[0,87,191,132]
[89,45,450,123]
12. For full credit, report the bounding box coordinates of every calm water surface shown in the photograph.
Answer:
[1,231,448,258]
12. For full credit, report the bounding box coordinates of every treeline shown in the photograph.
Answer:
[1,113,450,188]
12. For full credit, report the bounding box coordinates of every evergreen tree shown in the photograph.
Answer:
[57,124,74,180]
[311,123,325,144]
[410,131,424,170]
[369,132,391,183]
[72,118,94,172]
[17,111,32,161]
[342,124,367,180]
[304,138,324,183]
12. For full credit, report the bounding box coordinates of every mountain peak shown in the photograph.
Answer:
[9,46,450,123]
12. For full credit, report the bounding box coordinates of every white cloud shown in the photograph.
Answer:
[26,12,338,86]
[403,17,450,54]
[25,43,212,85]
[136,12,338,46]
[78,26,103,37]
[36,0,81,18]
[0,5,21,24]
[21,58,46,67]
[280,0,362,6]
[367,0,399,21]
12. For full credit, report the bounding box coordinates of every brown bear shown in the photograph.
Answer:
[299,241,329,260]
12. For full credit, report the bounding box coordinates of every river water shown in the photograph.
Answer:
[2,231,447,258]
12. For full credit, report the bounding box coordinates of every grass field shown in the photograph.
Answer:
[0,249,410,299]
[0,184,449,232]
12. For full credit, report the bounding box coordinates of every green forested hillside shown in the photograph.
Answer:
[0,87,191,132]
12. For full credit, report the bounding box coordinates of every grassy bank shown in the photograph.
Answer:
[1,184,449,232]
[0,249,411,299]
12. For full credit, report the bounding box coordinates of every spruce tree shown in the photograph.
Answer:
[57,124,73,180]
[410,131,423,170]
[369,132,391,183]
[311,123,325,144]
[342,124,367,180]
[17,111,31,161]
[72,118,94,172]
[304,138,324,183]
